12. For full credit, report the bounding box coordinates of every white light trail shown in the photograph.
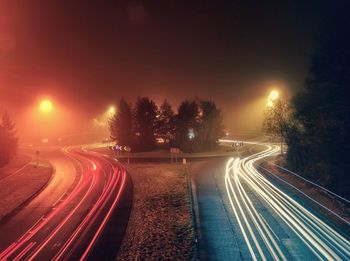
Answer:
[224,141,350,260]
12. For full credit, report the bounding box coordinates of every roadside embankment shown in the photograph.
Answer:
[117,163,194,260]
[260,159,350,225]
[0,154,32,181]
[0,159,53,221]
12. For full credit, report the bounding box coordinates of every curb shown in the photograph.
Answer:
[114,164,135,260]
[186,164,200,261]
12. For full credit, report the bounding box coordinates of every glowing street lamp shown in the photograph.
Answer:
[39,99,53,113]
[269,90,279,101]
[108,106,116,114]
[266,90,280,107]
[107,106,116,119]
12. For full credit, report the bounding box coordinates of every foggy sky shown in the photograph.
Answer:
[0,0,331,136]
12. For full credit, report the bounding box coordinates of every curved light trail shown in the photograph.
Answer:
[224,142,350,260]
[0,146,128,260]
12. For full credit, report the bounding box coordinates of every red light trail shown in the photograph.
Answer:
[0,146,128,260]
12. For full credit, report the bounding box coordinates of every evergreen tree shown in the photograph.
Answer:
[174,100,199,152]
[109,99,134,146]
[134,97,158,151]
[155,99,175,143]
[0,111,18,167]
[198,100,224,150]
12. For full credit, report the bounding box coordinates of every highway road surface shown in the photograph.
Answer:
[192,141,350,260]
[0,146,132,260]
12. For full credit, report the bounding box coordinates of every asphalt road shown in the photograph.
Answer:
[192,141,350,260]
[0,146,132,260]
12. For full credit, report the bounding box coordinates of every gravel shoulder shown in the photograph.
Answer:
[117,163,194,260]
[0,159,53,221]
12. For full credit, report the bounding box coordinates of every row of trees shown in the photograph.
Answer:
[263,3,350,197]
[109,98,224,152]
[0,112,18,167]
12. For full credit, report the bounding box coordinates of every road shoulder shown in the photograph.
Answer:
[189,158,247,260]
[260,159,350,231]
[0,159,53,222]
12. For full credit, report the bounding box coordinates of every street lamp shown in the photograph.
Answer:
[266,90,279,107]
[108,106,116,115]
[39,99,53,113]
[269,90,279,101]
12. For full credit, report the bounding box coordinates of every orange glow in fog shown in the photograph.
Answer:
[40,100,53,113]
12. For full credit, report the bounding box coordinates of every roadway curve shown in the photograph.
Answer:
[0,146,132,260]
[193,141,350,260]
[225,142,350,260]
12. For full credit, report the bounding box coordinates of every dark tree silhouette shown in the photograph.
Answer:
[288,2,350,195]
[134,97,158,151]
[0,111,18,167]
[109,99,134,146]
[155,99,175,144]
[198,100,224,150]
[108,98,225,153]
[174,100,199,152]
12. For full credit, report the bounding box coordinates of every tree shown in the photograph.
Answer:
[134,97,158,151]
[174,100,199,152]
[288,2,350,195]
[109,99,134,146]
[0,111,18,167]
[155,99,175,143]
[284,117,308,174]
[262,99,291,154]
[198,100,224,150]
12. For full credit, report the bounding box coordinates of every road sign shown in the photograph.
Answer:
[232,141,244,148]
[170,147,180,154]
[115,145,123,151]
[170,147,181,163]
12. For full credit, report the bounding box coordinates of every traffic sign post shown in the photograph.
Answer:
[35,150,40,168]
[232,141,244,157]
[110,144,131,163]
[124,146,131,164]
[170,147,180,163]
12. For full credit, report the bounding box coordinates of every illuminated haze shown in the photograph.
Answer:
[0,1,329,142]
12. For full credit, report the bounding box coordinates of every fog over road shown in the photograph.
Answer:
[193,141,350,260]
[0,146,132,260]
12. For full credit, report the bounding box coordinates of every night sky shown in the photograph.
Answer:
[0,1,334,135]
